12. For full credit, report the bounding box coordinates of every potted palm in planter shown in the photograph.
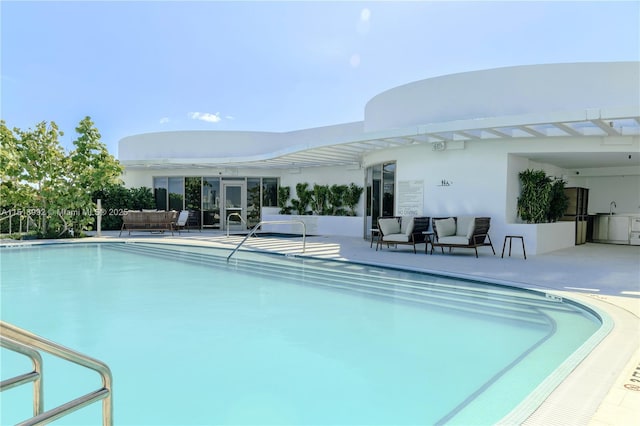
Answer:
[517,169,552,223]
[515,169,575,254]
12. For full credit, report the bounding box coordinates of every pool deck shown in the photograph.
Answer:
[3,230,639,425]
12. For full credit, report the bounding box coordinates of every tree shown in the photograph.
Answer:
[0,121,25,210]
[67,117,123,233]
[12,121,69,235]
[1,118,123,237]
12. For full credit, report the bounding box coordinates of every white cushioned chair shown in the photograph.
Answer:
[376,216,430,254]
[431,216,495,257]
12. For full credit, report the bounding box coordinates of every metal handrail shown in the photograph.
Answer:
[0,321,113,426]
[0,210,39,235]
[227,220,307,262]
[226,212,248,236]
[0,338,43,417]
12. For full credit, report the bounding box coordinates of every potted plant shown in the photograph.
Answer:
[327,184,348,216]
[547,178,569,222]
[277,186,292,214]
[344,183,364,216]
[311,184,329,215]
[517,169,552,223]
[290,183,312,215]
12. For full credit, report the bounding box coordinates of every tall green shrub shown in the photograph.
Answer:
[547,178,569,222]
[290,183,312,215]
[517,169,552,223]
[344,183,364,216]
[311,184,329,215]
[277,186,292,214]
[327,184,348,215]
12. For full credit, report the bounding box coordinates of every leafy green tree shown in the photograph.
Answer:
[1,118,123,237]
[67,117,123,233]
[12,121,69,235]
[0,121,25,210]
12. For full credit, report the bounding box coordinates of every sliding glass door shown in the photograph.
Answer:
[365,161,396,236]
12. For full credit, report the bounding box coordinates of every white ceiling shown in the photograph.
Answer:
[523,152,640,170]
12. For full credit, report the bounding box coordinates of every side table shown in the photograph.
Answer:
[370,228,380,248]
[422,231,435,254]
[501,235,526,259]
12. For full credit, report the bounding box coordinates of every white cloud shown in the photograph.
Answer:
[357,8,371,35]
[360,8,371,22]
[189,112,221,123]
[159,117,170,124]
[350,53,361,68]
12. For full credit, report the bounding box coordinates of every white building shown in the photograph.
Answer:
[119,62,640,254]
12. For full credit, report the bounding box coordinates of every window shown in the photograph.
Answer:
[202,177,220,228]
[262,178,278,207]
[153,177,168,211]
[168,177,184,211]
[247,178,261,228]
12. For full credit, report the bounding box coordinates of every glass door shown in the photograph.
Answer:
[202,177,220,229]
[365,161,396,238]
[222,181,246,230]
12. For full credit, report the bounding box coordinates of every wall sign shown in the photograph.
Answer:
[397,180,424,216]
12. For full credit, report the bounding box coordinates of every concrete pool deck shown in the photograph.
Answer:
[3,231,639,425]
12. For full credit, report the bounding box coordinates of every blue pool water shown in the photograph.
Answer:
[1,242,603,425]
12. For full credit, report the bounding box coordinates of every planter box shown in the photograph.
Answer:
[261,213,364,237]
[501,222,575,255]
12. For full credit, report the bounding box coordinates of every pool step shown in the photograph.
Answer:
[105,243,567,326]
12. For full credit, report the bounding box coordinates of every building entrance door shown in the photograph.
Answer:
[222,181,246,230]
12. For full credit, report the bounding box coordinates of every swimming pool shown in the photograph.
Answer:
[1,242,606,425]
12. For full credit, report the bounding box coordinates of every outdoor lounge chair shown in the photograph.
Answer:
[119,210,178,236]
[376,216,430,254]
[430,216,495,258]
[174,210,190,233]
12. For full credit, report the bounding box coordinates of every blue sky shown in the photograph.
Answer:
[1,1,638,156]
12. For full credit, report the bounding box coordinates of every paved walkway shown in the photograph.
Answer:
[4,231,640,424]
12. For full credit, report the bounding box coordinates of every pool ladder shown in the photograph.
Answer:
[227,219,306,262]
[0,320,113,425]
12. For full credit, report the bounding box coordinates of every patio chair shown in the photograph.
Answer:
[431,216,495,257]
[376,216,430,254]
[174,210,190,234]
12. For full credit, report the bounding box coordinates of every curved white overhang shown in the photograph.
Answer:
[121,106,640,170]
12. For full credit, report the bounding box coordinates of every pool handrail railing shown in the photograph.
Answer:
[225,212,248,237]
[0,320,113,426]
[227,219,306,262]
